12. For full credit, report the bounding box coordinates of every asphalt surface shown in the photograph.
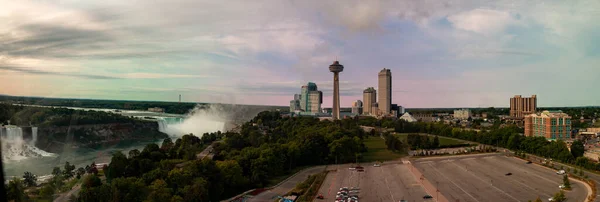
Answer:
[521,153,600,202]
[413,154,588,202]
[248,166,326,202]
[317,162,430,202]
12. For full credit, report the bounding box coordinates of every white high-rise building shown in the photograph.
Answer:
[352,100,363,115]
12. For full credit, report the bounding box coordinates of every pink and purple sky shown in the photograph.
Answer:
[1,0,599,108]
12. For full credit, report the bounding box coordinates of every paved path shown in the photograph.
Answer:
[53,183,81,202]
[248,166,326,202]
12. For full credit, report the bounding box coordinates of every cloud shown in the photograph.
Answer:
[447,9,520,35]
[0,0,599,107]
[0,65,117,79]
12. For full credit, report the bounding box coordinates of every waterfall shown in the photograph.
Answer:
[1,126,57,161]
[31,127,38,146]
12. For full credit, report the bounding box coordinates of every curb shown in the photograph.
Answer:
[511,156,594,201]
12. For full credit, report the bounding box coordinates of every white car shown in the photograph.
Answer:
[556,170,565,175]
[549,197,555,201]
[349,167,356,170]
[559,184,565,189]
[374,164,381,167]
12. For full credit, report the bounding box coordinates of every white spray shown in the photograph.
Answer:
[158,104,229,138]
[1,126,57,161]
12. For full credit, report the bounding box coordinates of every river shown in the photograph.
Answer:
[2,104,229,181]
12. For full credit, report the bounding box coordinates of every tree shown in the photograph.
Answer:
[52,166,62,177]
[64,161,76,178]
[552,190,566,202]
[107,151,128,182]
[562,175,571,189]
[433,135,440,148]
[7,177,28,202]
[76,167,86,179]
[128,149,141,159]
[82,174,102,189]
[182,178,210,202]
[570,140,585,158]
[534,196,543,202]
[23,171,37,187]
[146,179,172,202]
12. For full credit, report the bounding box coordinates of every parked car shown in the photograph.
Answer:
[505,172,512,176]
[423,195,433,199]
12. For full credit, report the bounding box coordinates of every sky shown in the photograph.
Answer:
[1,0,599,108]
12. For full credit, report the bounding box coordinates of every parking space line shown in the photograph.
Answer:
[450,161,520,202]
[427,163,480,202]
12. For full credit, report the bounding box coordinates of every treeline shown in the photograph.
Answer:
[0,104,139,126]
[393,120,589,167]
[77,111,369,201]
[0,95,198,114]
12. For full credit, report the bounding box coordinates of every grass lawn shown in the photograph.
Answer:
[395,133,465,146]
[362,137,405,162]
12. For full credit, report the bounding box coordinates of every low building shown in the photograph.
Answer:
[524,110,572,140]
[148,107,165,113]
[453,109,471,120]
[413,113,436,122]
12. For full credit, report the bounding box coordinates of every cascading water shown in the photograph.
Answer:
[1,125,57,161]
[157,105,228,138]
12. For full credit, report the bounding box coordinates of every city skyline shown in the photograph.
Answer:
[1,1,599,108]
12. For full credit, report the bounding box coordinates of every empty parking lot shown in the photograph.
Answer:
[317,162,431,202]
[413,154,588,202]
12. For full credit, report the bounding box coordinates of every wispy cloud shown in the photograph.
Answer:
[0,0,598,107]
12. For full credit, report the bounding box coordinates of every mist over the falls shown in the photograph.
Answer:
[157,103,276,138]
[158,104,228,137]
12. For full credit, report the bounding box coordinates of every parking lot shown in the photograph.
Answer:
[413,154,588,202]
[317,162,430,202]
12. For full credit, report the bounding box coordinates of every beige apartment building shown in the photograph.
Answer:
[362,87,376,115]
[510,95,537,118]
[378,68,392,115]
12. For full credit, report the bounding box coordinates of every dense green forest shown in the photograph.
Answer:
[36,111,369,202]
[0,104,139,126]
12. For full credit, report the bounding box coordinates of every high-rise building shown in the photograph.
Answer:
[524,110,572,140]
[453,109,472,120]
[378,68,392,115]
[362,87,376,115]
[510,95,537,118]
[352,100,363,115]
[289,82,323,115]
[329,61,344,119]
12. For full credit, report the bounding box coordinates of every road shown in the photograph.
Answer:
[53,183,81,202]
[247,166,326,202]
[413,153,588,202]
[521,153,600,201]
